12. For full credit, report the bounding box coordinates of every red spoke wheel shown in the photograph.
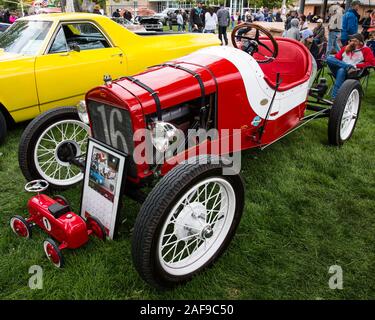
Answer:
[10,215,32,238]
[43,238,64,268]
[86,216,106,241]
[52,195,70,207]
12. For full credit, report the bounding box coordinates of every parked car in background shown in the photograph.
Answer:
[0,22,10,33]
[0,13,219,144]
[154,8,180,25]
[111,17,146,32]
[135,15,164,31]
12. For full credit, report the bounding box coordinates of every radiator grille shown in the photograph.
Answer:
[87,100,137,177]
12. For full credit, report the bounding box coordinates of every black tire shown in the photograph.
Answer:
[10,215,32,239]
[52,195,70,207]
[43,238,64,268]
[328,80,362,146]
[0,111,7,145]
[18,107,89,189]
[86,216,107,241]
[132,159,245,289]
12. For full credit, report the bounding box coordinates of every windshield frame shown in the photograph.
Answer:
[0,19,55,56]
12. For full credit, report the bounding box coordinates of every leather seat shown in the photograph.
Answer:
[48,203,71,219]
[254,37,311,91]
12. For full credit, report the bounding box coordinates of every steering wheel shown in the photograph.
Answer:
[25,180,49,193]
[231,23,278,64]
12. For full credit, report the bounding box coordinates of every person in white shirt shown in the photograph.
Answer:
[177,10,184,31]
[204,7,218,33]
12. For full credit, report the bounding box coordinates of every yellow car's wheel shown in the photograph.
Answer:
[18,107,90,189]
[0,111,7,145]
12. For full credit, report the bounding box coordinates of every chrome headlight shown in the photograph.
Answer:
[76,100,89,124]
[150,121,178,153]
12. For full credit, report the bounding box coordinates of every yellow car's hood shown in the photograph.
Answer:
[0,49,24,62]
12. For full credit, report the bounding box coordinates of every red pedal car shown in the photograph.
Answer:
[10,180,106,267]
[19,24,363,288]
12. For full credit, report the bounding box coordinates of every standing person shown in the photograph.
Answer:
[300,14,308,31]
[217,5,230,45]
[326,33,375,98]
[112,9,120,18]
[275,11,282,22]
[285,10,297,30]
[307,12,313,22]
[203,7,217,33]
[182,9,188,31]
[237,11,242,25]
[245,10,251,22]
[190,1,205,33]
[167,10,173,31]
[230,13,235,29]
[177,10,184,32]
[124,9,132,21]
[327,4,343,54]
[93,5,102,15]
[366,30,375,55]
[3,10,10,23]
[341,0,361,46]
[360,10,373,40]
[284,18,300,41]
[361,10,375,40]
[313,19,326,44]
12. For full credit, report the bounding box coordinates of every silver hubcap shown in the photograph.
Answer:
[340,89,359,141]
[34,119,90,186]
[158,177,236,276]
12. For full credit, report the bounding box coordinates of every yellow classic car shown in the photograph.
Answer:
[0,13,220,143]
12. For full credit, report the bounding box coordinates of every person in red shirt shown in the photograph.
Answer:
[326,33,375,98]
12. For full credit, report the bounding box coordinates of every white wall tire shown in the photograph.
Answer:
[132,160,245,289]
[19,107,90,189]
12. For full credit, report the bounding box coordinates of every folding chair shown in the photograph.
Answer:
[346,66,374,92]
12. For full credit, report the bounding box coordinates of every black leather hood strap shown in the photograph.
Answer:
[158,63,206,109]
[124,76,162,121]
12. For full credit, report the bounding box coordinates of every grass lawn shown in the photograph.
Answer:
[0,74,374,300]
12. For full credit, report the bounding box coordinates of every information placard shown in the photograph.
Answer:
[80,138,126,239]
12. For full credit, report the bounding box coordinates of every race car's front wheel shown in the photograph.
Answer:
[328,80,361,146]
[132,160,245,289]
[19,107,90,189]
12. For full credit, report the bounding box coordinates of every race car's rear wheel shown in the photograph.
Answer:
[19,107,90,189]
[132,160,245,289]
[328,80,361,146]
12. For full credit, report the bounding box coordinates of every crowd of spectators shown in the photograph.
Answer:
[283,1,375,99]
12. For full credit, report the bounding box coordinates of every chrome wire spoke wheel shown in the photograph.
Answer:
[34,119,90,186]
[158,177,236,276]
[340,89,359,141]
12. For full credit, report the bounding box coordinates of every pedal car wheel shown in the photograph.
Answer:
[132,159,245,289]
[86,216,106,240]
[43,238,64,268]
[10,215,32,238]
[18,107,90,189]
[52,195,70,207]
[328,80,362,146]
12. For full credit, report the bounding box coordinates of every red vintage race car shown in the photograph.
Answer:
[18,24,362,288]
